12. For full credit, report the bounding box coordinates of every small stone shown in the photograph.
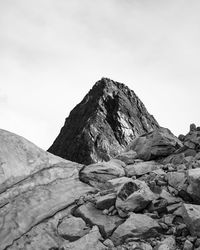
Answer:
[102,209,109,215]
[103,239,114,247]
[108,205,115,213]
[183,239,193,250]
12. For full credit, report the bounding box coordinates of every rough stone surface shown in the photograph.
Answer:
[125,160,160,177]
[110,213,161,246]
[0,130,93,250]
[116,179,156,214]
[48,78,159,164]
[155,236,176,250]
[182,203,200,237]
[79,160,125,189]
[128,127,182,161]
[187,168,200,202]
[95,193,117,210]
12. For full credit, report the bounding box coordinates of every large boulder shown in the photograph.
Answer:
[128,127,182,161]
[48,78,159,164]
[115,179,156,215]
[57,216,90,241]
[0,129,93,250]
[79,159,125,189]
[110,213,161,246]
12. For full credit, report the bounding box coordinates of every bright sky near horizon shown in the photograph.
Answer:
[0,0,200,150]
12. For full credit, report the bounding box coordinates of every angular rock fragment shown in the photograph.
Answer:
[95,193,117,210]
[61,226,107,250]
[125,160,160,177]
[128,127,182,161]
[116,179,156,215]
[187,168,200,203]
[182,203,200,237]
[79,160,125,189]
[110,213,161,246]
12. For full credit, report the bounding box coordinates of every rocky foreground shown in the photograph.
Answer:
[1,123,200,250]
[1,79,200,250]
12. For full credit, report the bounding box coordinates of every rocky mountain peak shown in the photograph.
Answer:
[48,78,159,164]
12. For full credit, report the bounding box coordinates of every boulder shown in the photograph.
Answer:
[73,202,123,237]
[95,193,117,210]
[167,171,186,191]
[110,213,161,246]
[115,150,138,165]
[57,216,90,241]
[155,236,176,250]
[79,160,125,189]
[116,179,156,215]
[125,161,160,177]
[128,127,182,161]
[0,130,93,250]
[182,203,200,237]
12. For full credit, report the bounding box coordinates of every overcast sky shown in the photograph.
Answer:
[0,0,200,149]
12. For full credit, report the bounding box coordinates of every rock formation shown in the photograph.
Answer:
[48,78,159,164]
[1,78,200,250]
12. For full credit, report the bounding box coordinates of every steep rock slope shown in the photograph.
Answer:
[0,129,93,250]
[48,78,159,164]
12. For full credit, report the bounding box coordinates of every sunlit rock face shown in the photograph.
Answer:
[48,78,159,164]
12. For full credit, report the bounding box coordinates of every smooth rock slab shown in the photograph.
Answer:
[110,213,161,246]
[73,202,123,237]
[182,203,200,237]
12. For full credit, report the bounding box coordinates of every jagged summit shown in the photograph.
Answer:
[48,78,160,164]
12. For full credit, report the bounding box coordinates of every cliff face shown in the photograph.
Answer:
[48,78,159,164]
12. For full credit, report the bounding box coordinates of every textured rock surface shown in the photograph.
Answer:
[116,179,155,215]
[79,159,125,189]
[129,127,182,161]
[48,78,159,164]
[61,226,107,250]
[110,213,161,246]
[182,203,200,237]
[0,130,93,250]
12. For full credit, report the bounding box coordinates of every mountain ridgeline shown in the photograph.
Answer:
[48,78,159,164]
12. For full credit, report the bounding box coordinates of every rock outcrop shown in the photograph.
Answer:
[1,76,200,250]
[48,78,159,164]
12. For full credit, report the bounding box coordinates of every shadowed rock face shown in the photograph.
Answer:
[48,78,159,164]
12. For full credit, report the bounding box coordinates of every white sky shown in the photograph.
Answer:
[0,0,200,150]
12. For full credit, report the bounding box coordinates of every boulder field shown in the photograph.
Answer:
[1,123,200,250]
